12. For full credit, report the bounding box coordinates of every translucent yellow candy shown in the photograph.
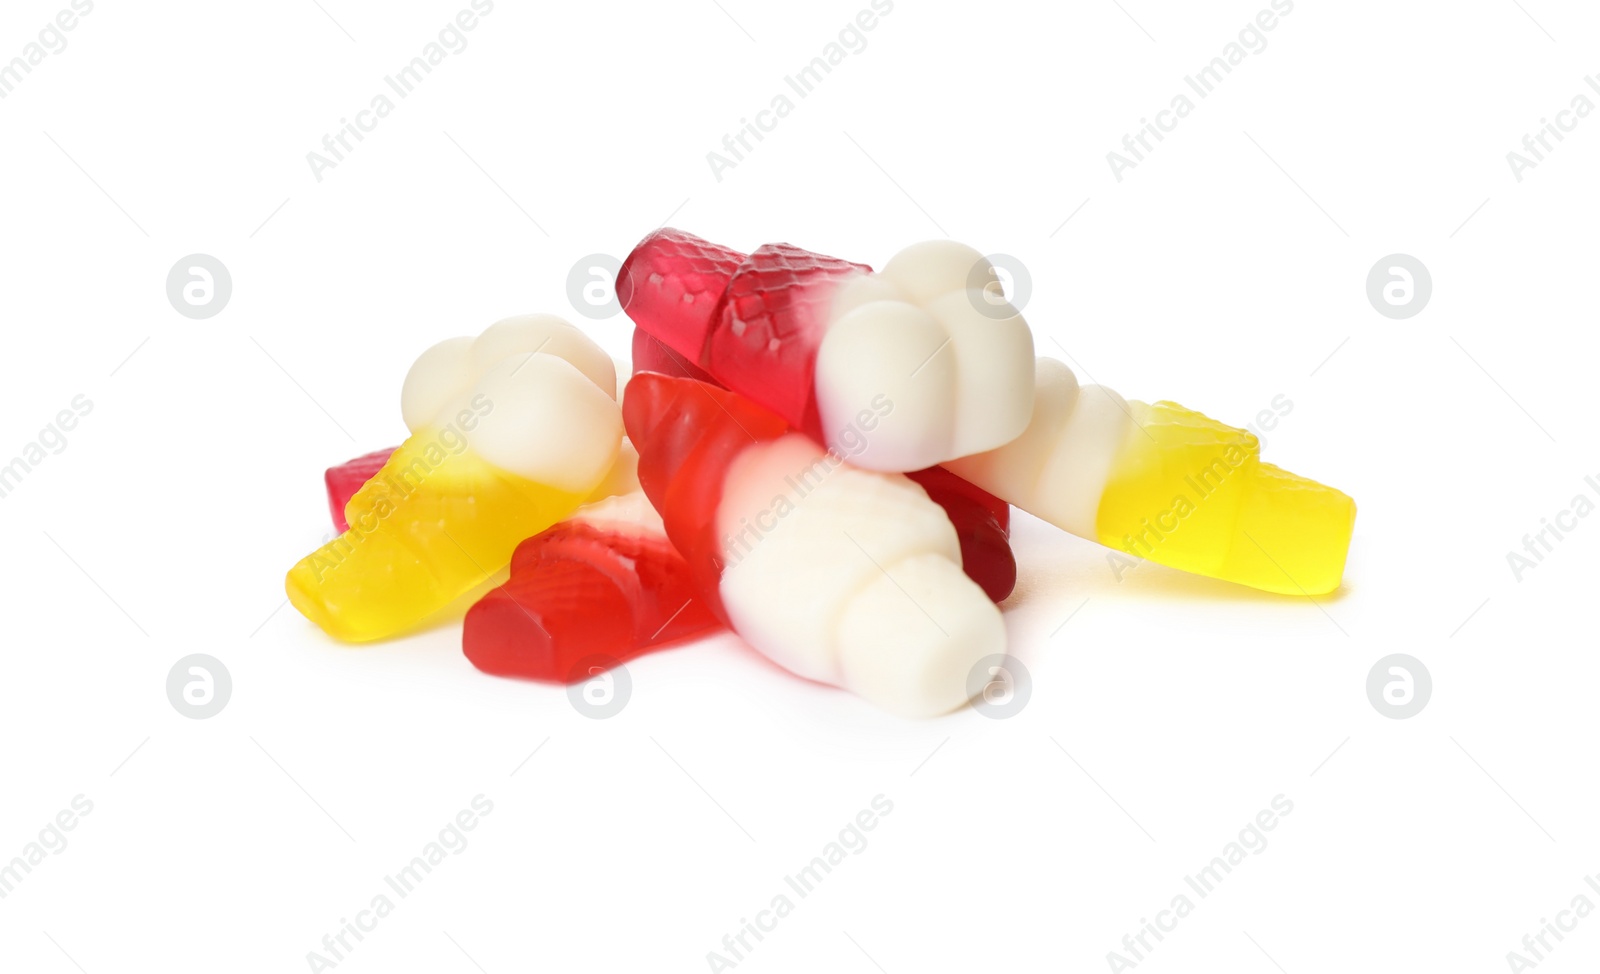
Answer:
[286,432,589,642]
[286,314,623,642]
[946,357,1355,596]
[1095,401,1355,595]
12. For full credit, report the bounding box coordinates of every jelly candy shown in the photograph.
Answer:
[286,315,623,642]
[945,358,1356,595]
[464,490,719,681]
[619,228,1036,472]
[633,327,1018,602]
[624,369,1005,717]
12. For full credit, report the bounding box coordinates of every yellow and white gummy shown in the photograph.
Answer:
[286,315,623,642]
[947,357,1355,595]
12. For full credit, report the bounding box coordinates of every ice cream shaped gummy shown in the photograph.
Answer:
[286,314,623,642]
[622,229,1355,596]
[945,360,1356,595]
[617,228,1037,472]
[624,370,1005,717]
[631,322,1018,603]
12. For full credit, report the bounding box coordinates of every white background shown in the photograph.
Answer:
[1,0,1596,971]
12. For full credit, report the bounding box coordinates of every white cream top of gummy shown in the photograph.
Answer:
[713,433,962,683]
[811,240,1036,472]
[399,313,622,495]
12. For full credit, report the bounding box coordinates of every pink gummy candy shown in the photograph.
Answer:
[619,228,869,442]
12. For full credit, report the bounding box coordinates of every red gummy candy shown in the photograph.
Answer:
[632,327,1017,602]
[624,370,791,623]
[631,326,716,385]
[463,520,718,682]
[619,229,868,442]
[906,467,1015,603]
[617,227,745,365]
[708,242,870,437]
[620,372,790,623]
[325,448,396,533]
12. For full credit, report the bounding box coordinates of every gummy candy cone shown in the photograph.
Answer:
[624,370,1005,717]
[286,315,623,642]
[619,228,1036,472]
[633,324,1018,603]
[945,358,1355,595]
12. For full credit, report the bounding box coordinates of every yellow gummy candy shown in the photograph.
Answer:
[286,429,587,642]
[1094,401,1355,596]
